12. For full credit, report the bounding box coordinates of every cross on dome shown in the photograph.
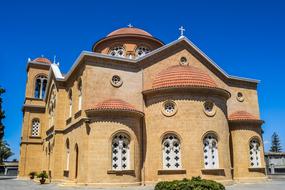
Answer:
[128,23,133,28]
[179,26,185,38]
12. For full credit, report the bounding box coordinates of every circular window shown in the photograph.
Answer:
[108,46,125,57]
[162,100,177,117]
[236,92,244,102]
[111,75,123,87]
[203,101,216,117]
[180,56,188,65]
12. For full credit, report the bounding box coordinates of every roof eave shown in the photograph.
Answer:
[26,61,51,72]
[228,119,264,125]
[85,108,144,117]
[142,86,231,100]
[92,34,165,51]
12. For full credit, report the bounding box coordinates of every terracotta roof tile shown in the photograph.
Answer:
[152,65,217,89]
[228,111,259,121]
[87,99,139,112]
[107,27,152,37]
[33,57,52,64]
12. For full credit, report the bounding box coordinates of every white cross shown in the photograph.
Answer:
[53,55,56,64]
[128,23,133,28]
[179,26,185,37]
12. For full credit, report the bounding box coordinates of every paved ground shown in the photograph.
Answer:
[0,178,284,190]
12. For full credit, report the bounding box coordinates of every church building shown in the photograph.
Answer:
[19,26,267,186]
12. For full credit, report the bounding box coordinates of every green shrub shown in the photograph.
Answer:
[155,176,225,190]
[37,171,48,179]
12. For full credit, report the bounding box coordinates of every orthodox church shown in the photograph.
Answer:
[19,26,266,186]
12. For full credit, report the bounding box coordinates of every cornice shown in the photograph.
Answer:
[229,119,264,126]
[142,86,231,100]
[20,141,43,145]
[85,109,144,118]
[22,104,46,112]
[26,61,50,72]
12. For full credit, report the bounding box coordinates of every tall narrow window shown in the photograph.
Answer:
[34,75,47,99]
[31,119,40,137]
[48,86,56,127]
[112,133,130,170]
[78,80,82,110]
[203,133,219,169]
[249,138,261,167]
[75,144,79,178]
[66,139,70,171]
[162,134,181,169]
[68,90,72,118]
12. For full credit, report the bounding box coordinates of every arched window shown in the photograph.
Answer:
[162,134,181,169]
[112,133,130,170]
[203,133,219,169]
[77,80,82,110]
[31,119,40,137]
[75,144,79,178]
[48,86,56,127]
[66,139,70,171]
[34,75,47,99]
[48,142,51,154]
[68,90,72,118]
[135,46,150,58]
[108,46,125,57]
[249,138,261,167]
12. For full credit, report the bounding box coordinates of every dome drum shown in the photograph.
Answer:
[92,27,164,58]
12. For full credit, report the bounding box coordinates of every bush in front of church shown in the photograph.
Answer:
[154,176,225,190]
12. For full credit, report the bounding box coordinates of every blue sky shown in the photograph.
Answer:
[0,0,284,160]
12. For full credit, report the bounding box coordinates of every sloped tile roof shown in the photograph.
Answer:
[87,99,141,113]
[107,27,152,37]
[228,111,259,121]
[152,65,217,89]
[33,57,52,64]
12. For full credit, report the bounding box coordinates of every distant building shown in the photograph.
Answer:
[265,152,285,174]
[19,26,266,186]
[0,161,18,176]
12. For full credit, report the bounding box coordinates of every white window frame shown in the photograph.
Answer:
[108,46,125,58]
[78,80,82,111]
[135,46,150,58]
[48,87,56,127]
[34,75,47,99]
[162,134,181,170]
[68,90,72,118]
[31,119,40,137]
[112,133,130,171]
[203,133,219,169]
[249,138,261,168]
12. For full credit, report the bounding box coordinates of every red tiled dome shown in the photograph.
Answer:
[152,65,217,89]
[33,57,52,64]
[88,99,139,112]
[107,27,152,37]
[228,111,259,121]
